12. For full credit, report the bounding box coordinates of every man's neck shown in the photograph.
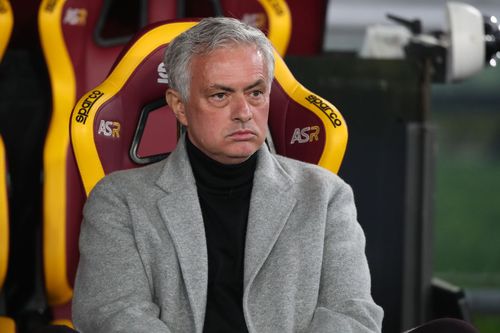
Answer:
[185,136,258,191]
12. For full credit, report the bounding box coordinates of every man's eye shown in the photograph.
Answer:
[211,93,226,101]
[250,90,263,98]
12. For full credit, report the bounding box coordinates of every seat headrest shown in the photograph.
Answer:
[185,0,291,56]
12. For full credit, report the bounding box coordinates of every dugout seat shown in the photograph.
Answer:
[185,0,329,55]
[283,1,328,55]
[70,19,348,196]
[38,0,178,326]
[0,136,14,333]
[0,1,15,332]
[185,0,291,56]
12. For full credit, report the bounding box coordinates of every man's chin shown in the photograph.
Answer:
[223,149,259,164]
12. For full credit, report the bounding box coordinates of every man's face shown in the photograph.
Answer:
[167,44,271,165]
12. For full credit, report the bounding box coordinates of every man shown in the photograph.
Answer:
[72,17,383,333]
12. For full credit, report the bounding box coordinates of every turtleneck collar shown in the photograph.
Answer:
[185,136,258,192]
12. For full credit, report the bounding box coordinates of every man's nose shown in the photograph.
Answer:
[231,94,252,122]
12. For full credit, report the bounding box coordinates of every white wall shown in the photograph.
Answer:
[324,0,500,50]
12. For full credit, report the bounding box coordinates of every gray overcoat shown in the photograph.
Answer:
[72,138,383,333]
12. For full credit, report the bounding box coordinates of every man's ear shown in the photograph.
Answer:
[166,88,188,126]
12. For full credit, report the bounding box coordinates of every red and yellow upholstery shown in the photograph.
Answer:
[0,0,13,60]
[284,1,328,55]
[70,19,347,196]
[0,2,15,332]
[38,0,178,325]
[186,0,291,56]
[185,0,329,55]
[0,0,12,287]
[0,136,14,333]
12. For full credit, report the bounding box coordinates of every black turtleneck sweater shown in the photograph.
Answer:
[186,137,255,333]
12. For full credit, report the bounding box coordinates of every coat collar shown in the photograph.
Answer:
[244,144,296,290]
[155,137,297,331]
[155,138,208,332]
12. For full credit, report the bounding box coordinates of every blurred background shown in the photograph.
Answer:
[433,69,500,332]
[324,0,500,331]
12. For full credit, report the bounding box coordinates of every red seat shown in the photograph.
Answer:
[38,0,178,326]
[185,0,329,55]
[285,1,328,55]
[185,0,291,56]
[70,19,348,195]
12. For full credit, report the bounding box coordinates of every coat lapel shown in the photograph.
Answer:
[155,140,207,333]
[153,139,297,330]
[243,147,297,291]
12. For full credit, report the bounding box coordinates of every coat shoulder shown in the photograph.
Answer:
[90,160,166,198]
[272,153,348,191]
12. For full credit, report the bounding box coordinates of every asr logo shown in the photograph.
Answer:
[63,7,88,26]
[98,120,120,138]
[290,126,320,144]
[157,63,169,84]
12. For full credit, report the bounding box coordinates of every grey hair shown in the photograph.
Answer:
[163,17,275,102]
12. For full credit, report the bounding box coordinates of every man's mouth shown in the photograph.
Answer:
[228,129,256,140]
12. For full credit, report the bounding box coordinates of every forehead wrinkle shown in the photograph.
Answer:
[244,79,266,91]
[207,84,235,92]
[207,78,266,93]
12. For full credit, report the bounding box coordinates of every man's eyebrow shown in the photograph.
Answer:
[207,79,267,93]
[208,84,235,93]
[244,79,266,91]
